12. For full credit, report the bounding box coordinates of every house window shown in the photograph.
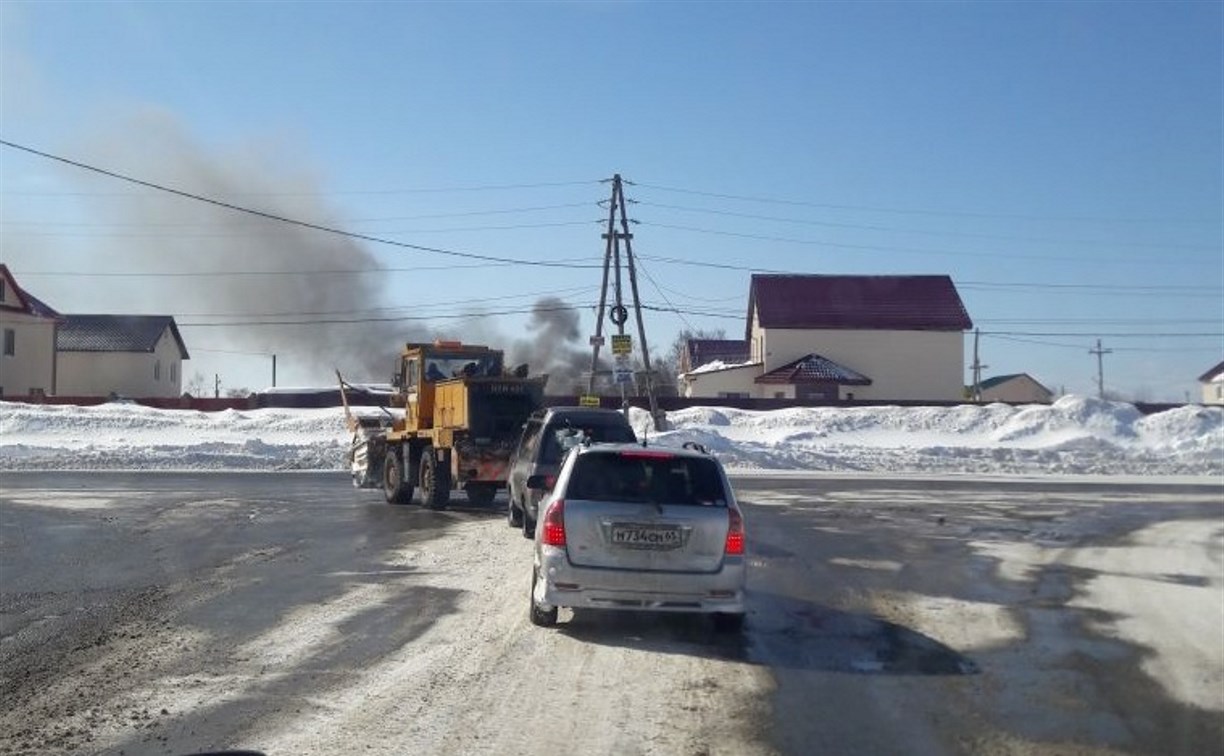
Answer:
[774,392,786,399]
[717,391,750,399]
[170,363,178,382]
[154,360,161,381]
[0,278,6,302]
[3,328,14,356]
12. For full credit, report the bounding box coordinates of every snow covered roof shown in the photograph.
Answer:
[58,315,190,358]
[746,274,973,338]
[686,359,761,376]
[685,339,750,371]
[0,264,61,320]
[754,353,872,385]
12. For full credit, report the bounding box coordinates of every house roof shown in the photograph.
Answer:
[685,339,750,370]
[57,315,190,358]
[977,373,1050,393]
[0,264,61,320]
[746,274,973,338]
[754,353,872,386]
[1199,360,1224,384]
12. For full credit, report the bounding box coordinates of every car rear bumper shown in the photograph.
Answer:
[535,546,745,615]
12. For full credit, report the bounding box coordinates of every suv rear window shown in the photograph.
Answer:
[540,421,637,464]
[567,451,727,506]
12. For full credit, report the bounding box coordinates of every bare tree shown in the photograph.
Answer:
[184,371,206,397]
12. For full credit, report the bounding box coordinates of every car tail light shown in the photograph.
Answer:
[724,508,744,556]
[542,499,567,546]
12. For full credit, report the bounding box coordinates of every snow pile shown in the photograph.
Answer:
[1,396,1220,475]
[0,403,347,471]
[634,396,1223,476]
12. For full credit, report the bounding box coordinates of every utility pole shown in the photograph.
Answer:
[214,374,221,399]
[1089,339,1112,399]
[272,354,277,388]
[970,328,988,402]
[586,174,666,430]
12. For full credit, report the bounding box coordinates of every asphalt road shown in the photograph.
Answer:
[1,472,1221,755]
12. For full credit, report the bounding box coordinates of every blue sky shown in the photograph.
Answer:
[1,1,1220,399]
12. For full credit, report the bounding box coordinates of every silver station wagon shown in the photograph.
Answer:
[527,442,746,631]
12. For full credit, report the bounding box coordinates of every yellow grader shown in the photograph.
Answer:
[338,340,546,508]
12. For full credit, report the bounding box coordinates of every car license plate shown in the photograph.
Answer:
[611,525,682,550]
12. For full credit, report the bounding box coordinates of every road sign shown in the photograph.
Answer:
[579,394,601,408]
[613,367,634,385]
[588,335,605,347]
[611,334,632,356]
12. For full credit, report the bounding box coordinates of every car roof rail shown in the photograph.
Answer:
[682,441,709,455]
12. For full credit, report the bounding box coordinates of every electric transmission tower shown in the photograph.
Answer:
[586,174,666,430]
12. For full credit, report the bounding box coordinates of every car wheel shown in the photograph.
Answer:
[464,483,497,507]
[508,497,523,528]
[419,448,451,510]
[712,612,745,633]
[529,566,557,627]
[382,451,413,505]
[521,506,536,540]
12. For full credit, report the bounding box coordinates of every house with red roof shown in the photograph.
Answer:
[0,264,62,398]
[681,274,973,401]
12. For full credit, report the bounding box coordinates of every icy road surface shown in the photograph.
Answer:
[1,472,1221,755]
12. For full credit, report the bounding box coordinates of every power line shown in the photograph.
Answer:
[0,180,602,198]
[642,221,1199,266]
[982,331,1222,339]
[1,219,602,237]
[0,140,598,269]
[176,303,589,328]
[173,285,599,319]
[633,256,696,332]
[635,200,1218,251]
[0,202,598,226]
[634,181,1218,224]
[12,258,600,277]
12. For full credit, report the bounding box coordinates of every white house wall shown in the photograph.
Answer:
[1203,379,1223,406]
[0,310,56,396]
[58,329,184,398]
[683,364,761,399]
[753,323,966,401]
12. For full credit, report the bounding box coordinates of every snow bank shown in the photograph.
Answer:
[1,396,1220,476]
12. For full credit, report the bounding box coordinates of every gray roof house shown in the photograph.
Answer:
[56,315,190,398]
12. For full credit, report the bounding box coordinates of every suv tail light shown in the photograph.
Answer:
[724,508,744,556]
[542,499,567,546]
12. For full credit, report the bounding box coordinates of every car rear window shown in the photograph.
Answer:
[539,421,637,464]
[567,451,727,506]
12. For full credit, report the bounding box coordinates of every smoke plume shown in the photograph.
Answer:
[64,109,428,384]
[31,109,602,390]
[509,296,592,394]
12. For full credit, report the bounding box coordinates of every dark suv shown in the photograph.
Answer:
[506,407,637,537]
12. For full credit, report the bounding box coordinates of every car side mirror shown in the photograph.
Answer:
[526,474,553,491]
